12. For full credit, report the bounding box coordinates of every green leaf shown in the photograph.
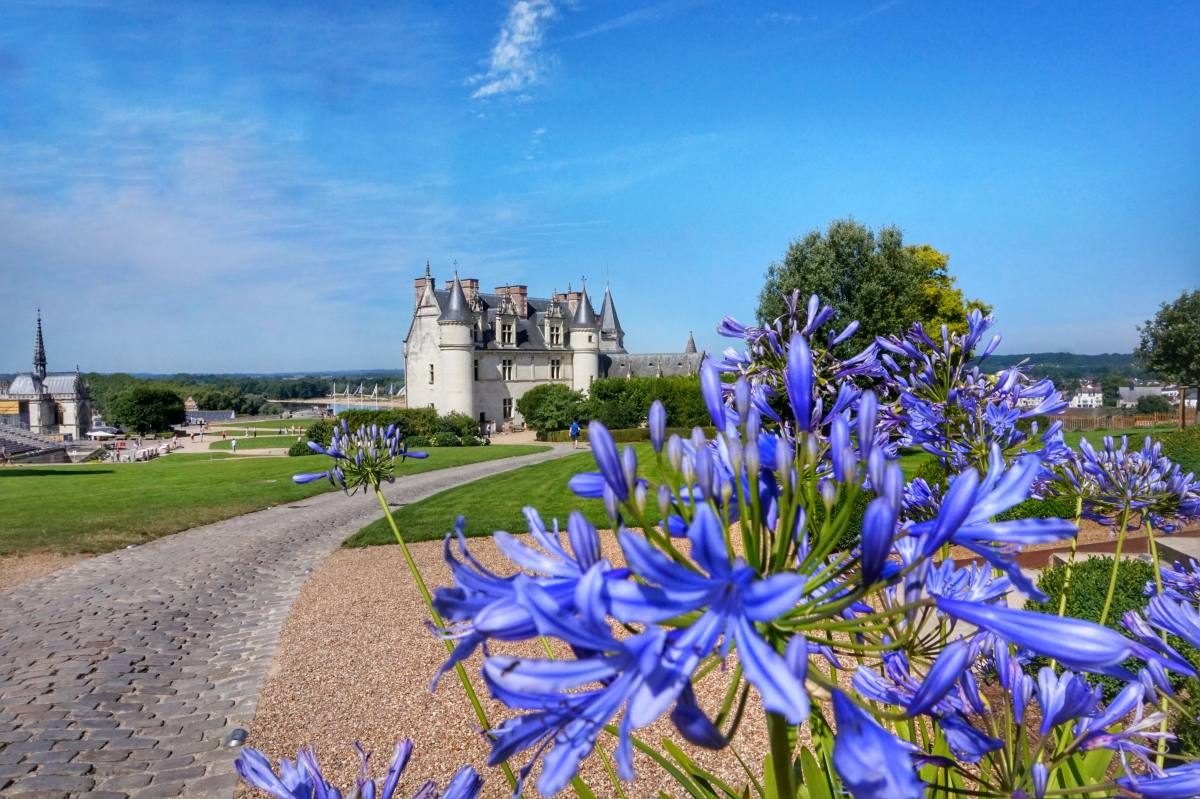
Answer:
[797,748,834,799]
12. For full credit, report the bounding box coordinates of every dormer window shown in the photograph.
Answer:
[548,325,562,346]
[501,322,514,345]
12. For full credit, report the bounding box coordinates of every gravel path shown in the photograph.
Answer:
[0,446,570,798]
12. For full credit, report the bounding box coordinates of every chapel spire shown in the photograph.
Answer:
[33,309,46,380]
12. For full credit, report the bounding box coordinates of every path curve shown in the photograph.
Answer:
[0,446,573,798]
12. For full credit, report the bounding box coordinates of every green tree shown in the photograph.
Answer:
[909,244,992,336]
[1100,374,1121,407]
[1136,394,1171,414]
[108,386,185,434]
[515,384,585,432]
[757,220,987,348]
[1137,289,1200,428]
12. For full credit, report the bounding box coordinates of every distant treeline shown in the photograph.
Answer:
[85,371,406,418]
[981,353,1155,382]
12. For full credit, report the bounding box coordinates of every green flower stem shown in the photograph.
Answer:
[1144,521,1171,770]
[373,487,518,791]
[1098,503,1134,627]
[766,711,796,798]
[1049,496,1084,670]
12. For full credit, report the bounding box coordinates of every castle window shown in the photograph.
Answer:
[501,323,514,345]
[473,359,479,381]
[549,325,562,346]
[428,364,435,384]
[587,334,593,343]
[502,398,513,419]
[502,359,513,381]
[550,359,561,380]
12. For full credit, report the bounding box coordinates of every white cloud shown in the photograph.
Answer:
[468,0,558,100]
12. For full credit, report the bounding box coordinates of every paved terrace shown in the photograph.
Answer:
[0,446,571,798]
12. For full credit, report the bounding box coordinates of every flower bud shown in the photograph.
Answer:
[622,446,638,496]
[667,434,683,472]
[648,400,667,454]
[745,436,761,475]
[734,377,750,424]
[657,483,673,518]
[633,482,647,515]
[820,480,836,510]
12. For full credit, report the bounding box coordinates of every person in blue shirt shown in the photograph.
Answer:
[569,419,580,449]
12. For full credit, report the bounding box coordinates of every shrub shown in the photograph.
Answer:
[287,440,313,457]
[438,412,479,440]
[1026,557,1197,697]
[406,435,430,447]
[517,384,585,432]
[306,420,333,445]
[431,431,460,447]
[462,435,484,447]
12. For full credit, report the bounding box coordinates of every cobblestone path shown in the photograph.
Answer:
[0,447,571,798]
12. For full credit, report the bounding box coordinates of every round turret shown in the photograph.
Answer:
[569,286,600,393]
[437,273,475,417]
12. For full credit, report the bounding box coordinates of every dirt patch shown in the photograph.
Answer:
[0,552,86,592]
[245,535,779,797]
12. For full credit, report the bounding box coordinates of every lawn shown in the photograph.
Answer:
[209,435,300,450]
[1061,425,1176,450]
[347,445,932,547]
[0,445,547,556]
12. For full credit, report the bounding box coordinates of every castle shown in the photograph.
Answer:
[403,267,703,427]
[0,312,91,441]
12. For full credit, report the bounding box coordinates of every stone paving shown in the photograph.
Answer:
[0,446,572,798]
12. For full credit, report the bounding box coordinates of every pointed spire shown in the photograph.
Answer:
[33,309,46,379]
[599,284,623,337]
[685,331,697,354]
[571,282,598,327]
[438,271,472,323]
[425,260,432,278]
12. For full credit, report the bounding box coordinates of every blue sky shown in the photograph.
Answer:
[1,0,1196,373]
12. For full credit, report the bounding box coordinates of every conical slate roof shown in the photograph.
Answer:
[571,285,598,327]
[438,273,472,323]
[599,285,623,337]
[685,331,697,354]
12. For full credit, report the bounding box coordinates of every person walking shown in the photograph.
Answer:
[231,438,238,454]
[569,419,581,449]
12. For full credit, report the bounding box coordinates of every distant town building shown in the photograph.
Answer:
[1068,383,1103,409]
[1117,385,1167,409]
[0,311,91,440]
[403,266,704,426]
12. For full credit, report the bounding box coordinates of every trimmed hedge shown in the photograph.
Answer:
[333,409,480,446]
[1160,426,1200,476]
[537,425,717,443]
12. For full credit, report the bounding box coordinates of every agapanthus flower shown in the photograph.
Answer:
[1060,435,1200,530]
[235,739,482,799]
[1155,559,1200,603]
[876,310,1069,477]
[831,690,925,799]
[293,420,427,493]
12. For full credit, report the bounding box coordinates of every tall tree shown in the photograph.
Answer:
[1136,289,1200,428]
[757,220,987,348]
[909,244,992,336]
[108,386,185,434]
[1100,374,1122,408]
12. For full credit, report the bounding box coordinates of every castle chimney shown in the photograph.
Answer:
[511,285,528,318]
[462,278,479,303]
[414,262,434,307]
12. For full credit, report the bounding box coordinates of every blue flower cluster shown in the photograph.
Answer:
[425,297,1200,798]
[1059,434,1200,530]
[293,419,427,493]
[236,739,483,799]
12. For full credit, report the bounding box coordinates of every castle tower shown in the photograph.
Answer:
[569,284,600,393]
[598,285,626,353]
[685,331,697,354]
[33,309,46,380]
[437,272,475,416]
